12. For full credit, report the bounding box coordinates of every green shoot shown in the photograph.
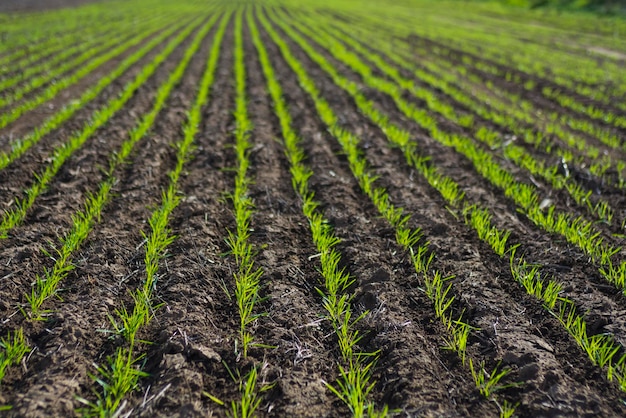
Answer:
[0,330,29,382]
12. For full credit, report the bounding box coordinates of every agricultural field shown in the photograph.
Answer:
[0,0,625,416]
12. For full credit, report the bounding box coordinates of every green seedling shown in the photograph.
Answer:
[469,360,516,398]
[0,330,29,382]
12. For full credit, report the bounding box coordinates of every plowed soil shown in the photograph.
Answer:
[1,3,626,418]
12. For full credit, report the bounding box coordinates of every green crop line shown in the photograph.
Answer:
[266,9,468,215]
[207,364,275,418]
[0,2,149,61]
[322,0,626,391]
[265,5,626,400]
[464,207,512,257]
[456,48,626,148]
[0,329,29,410]
[1,1,624,415]
[0,16,163,106]
[0,329,28,382]
[332,7,626,392]
[326,15,626,191]
[23,13,216,319]
[0,13,181,131]
[80,12,229,417]
[249,10,386,417]
[209,9,269,417]
[418,39,626,152]
[229,8,264,360]
[296,15,619,226]
[0,16,194,174]
[271,3,624,292]
[0,31,107,88]
[0,35,70,67]
[469,360,516,399]
[0,13,162,94]
[0,13,126,70]
[271,8,626,295]
[509,254,626,391]
[0,9,167,80]
[391,24,626,152]
[356,6,626,113]
[0,35,106,94]
[541,88,626,132]
[0,27,142,108]
[329,8,626,156]
[24,183,111,318]
[0,18,205,242]
[258,8,518,413]
[262,6,513,408]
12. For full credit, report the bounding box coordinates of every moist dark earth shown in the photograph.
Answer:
[1,3,626,418]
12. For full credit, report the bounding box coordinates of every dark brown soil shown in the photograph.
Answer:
[1,3,626,418]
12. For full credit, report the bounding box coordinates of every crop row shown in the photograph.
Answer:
[271,8,626,289]
[347,1,626,109]
[306,6,626,188]
[0,13,184,131]
[83,13,229,415]
[261,1,626,404]
[0,4,213,396]
[0,11,170,94]
[0,15,205,239]
[311,15,625,213]
[262,9,521,415]
[0,13,164,106]
[295,11,618,227]
[0,7,136,66]
[0,2,625,416]
[250,9,391,417]
[314,8,626,194]
[0,18,198,175]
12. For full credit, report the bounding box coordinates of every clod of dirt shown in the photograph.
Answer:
[366,267,390,284]
[188,344,221,363]
[356,291,379,310]
[162,340,185,355]
[163,353,187,370]
[502,351,521,365]
[519,363,540,380]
